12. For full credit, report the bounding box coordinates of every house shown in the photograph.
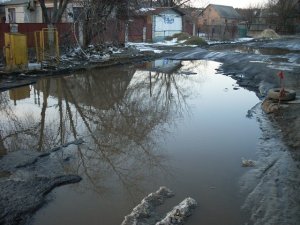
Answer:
[198,4,241,39]
[2,0,78,23]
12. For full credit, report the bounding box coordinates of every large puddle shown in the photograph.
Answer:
[0,60,261,225]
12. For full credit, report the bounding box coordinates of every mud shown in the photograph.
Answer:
[240,104,300,225]
[0,175,81,225]
[0,139,84,225]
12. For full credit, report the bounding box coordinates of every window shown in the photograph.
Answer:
[8,8,16,23]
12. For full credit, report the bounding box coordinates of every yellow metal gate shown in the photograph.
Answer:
[4,33,28,71]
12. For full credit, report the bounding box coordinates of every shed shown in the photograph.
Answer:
[133,7,185,42]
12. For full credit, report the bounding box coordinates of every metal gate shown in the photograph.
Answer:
[34,28,59,62]
[4,33,28,71]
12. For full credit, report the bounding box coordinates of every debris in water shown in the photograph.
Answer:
[242,158,255,167]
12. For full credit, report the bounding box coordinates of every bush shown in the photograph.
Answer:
[184,36,208,46]
[172,32,191,41]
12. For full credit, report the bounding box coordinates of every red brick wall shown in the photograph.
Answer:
[128,17,147,42]
[0,23,9,48]
[184,19,194,36]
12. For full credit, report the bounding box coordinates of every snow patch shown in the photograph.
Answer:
[156,197,197,225]
[138,8,156,12]
[121,186,174,225]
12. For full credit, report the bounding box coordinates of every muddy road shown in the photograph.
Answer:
[0,37,300,225]
[169,36,300,225]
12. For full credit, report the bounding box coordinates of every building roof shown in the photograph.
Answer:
[135,7,185,16]
[209,4,241,19]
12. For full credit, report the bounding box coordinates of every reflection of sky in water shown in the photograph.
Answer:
[1,60,260,225]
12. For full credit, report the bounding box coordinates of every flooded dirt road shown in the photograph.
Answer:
[0,60,261,225]
[169,37,300,225]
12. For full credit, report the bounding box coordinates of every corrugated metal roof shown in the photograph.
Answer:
[210,4,241,19]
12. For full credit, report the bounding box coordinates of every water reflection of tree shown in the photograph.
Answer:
[0,63,197,196]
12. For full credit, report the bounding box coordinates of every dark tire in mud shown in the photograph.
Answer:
[267,88,296,101]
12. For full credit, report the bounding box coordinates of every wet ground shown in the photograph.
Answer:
[169,36,300,225]
[1,36,300,225]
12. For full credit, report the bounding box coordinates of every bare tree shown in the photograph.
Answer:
[266,0,298,33]
[237,3,262,30]
[38,0,70,24]
[156,0,191,7]
[73,0,126,47]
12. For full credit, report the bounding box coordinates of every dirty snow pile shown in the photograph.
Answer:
[61,44,125,62]
[206,37,254,45]
[259,29,280,39]
[121,186,174,225]
[156,198,197,225]
[137,8,156,12]
[127,42,164,54]
[121,186,197,225]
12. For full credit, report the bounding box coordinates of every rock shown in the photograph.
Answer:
[261,99,280,114]
[242,159,255,167]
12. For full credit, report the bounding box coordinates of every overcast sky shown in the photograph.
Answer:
[192,0,268,8]
[0,0,268,8]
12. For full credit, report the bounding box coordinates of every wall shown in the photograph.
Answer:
[152,9,182,42]
[0,23,75,49]
[4,3,76,23]
[183,16,195,36]
[198,5,221,27]
[128,17,146,42]
[5,5,25,23]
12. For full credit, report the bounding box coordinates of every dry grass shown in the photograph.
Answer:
[184,36,208,46]
[259,29,280,39]
[172,32,191,41]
